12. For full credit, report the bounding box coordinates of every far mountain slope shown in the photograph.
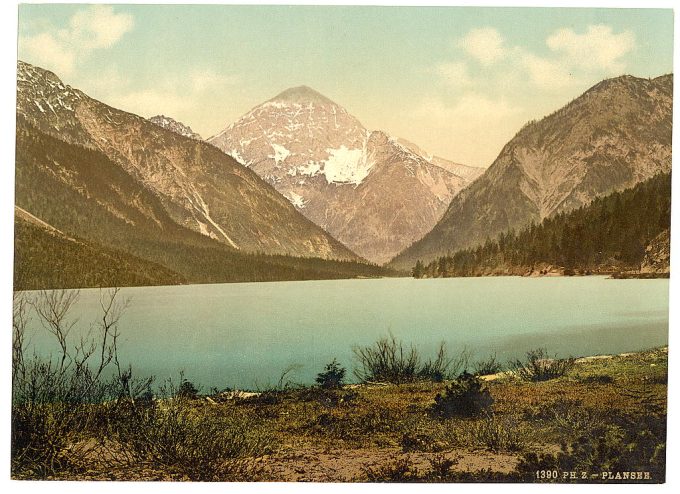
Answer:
[395,138,484,182]
[391,74,673,269]
[208,86,477,264]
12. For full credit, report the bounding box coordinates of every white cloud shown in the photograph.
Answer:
[434,61,473,88]
[458,27,505,66]
[65,5,134,50]
[438,24,636,93]
[190,69,240,92]
[20,32,76,75]
[519,51,579,89]
[19,5,133,76]
[546,24,635,72]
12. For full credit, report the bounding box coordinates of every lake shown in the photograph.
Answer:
[23,276,669,390]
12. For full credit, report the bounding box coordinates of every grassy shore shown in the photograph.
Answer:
[12,346,667,482]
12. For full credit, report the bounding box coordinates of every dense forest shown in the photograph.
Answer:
[14,217,186,290]
[14,120,395,290]
[413,173,671,278]
[14,216,395,290]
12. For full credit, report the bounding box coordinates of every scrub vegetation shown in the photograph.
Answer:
[11,290,667,482]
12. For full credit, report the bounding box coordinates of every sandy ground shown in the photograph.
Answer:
[260,446,518,482]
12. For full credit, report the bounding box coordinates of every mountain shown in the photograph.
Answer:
[149,115,202,140]
[390,74,673,270]
[208,86,478,264]
[640,229,670,276]
[14,206,186,290]
[15,61,358,262]
[395,138,484,182]
[413,173,671,278]
[14,113,391,288]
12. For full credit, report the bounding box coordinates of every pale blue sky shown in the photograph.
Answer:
[18,5,674,167]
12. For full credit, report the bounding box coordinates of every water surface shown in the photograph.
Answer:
[25,277,669,389]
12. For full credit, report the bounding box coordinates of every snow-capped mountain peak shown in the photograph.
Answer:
[208,85,479,264]
[209,85,370,186]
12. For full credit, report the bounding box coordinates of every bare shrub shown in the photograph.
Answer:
[113,379,274,480]
[510,348,575,382]
[473,353,503,376]
[11,289,131,478]
[353,335,468,384]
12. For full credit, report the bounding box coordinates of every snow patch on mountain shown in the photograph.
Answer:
[230,149,247,165]
[298,161,322,177]
[286,191,307,209]
[269,143,291,164]
[323,145,372,185]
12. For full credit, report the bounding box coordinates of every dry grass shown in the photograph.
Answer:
[12,326,667,482]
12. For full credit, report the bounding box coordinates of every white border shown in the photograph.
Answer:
[1,2,677,494]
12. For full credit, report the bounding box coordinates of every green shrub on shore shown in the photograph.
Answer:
[431,372,493,418]
[112,389,274,480]
[176,378,199,399]
[466,414,525,452]
[315,359,346,389]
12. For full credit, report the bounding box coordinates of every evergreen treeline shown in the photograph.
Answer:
[14,218,186,290]
[413,173,671,278]
[14,217,395,290]
[14,120,394,290]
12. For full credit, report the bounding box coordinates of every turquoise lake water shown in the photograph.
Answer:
[24,277,669,389]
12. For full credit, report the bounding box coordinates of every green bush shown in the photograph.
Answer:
[431,372,493,418]
[466,414,525,452]
[315,359,346,389]
[177,379,199,399]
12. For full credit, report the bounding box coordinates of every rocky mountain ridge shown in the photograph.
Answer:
[149,114,202,140]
